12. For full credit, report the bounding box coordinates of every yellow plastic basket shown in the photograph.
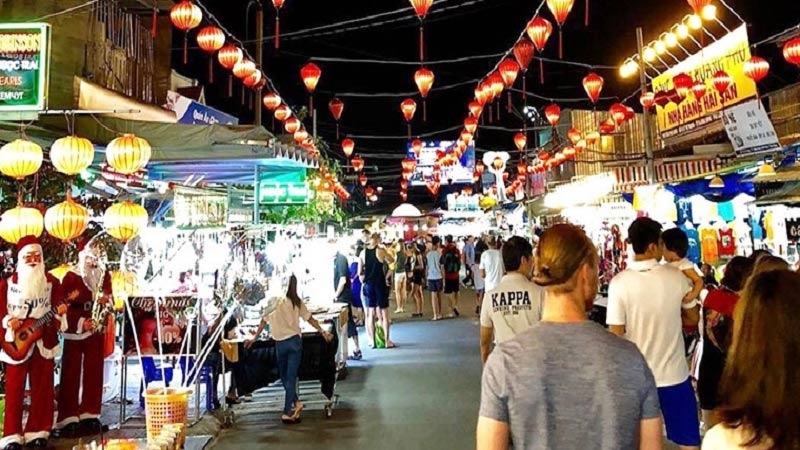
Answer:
[144,387,190,447]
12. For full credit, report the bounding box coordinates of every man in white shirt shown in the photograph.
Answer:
[480,236,544,363]
[479,237,504,292]
[607,217,701,450]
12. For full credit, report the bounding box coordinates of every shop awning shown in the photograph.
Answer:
[612,159,724,193]
[754,181,800,206]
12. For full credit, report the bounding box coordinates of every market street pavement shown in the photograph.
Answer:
[210,293,484,450]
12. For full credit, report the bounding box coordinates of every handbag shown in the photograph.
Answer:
[374,323,386,349]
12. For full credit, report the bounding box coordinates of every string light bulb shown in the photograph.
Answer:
[687,14,702,30]
[654,40,666,55]
[676,23,690,39]
[701,4,717,21]
[663,32,678,48]
[643,46,657,62]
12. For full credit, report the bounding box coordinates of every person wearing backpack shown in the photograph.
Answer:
[440,235,462,318]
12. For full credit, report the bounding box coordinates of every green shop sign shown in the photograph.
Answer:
[0,23,50,112]
[256,166,309,204]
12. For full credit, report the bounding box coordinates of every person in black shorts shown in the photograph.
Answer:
[406,243,425,317]
[333,242,361,360]
[440,235,462,317]
[358,233,396,348]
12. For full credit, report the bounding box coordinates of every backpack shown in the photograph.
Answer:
[442,248,461,274]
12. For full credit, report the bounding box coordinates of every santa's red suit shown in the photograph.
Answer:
[0,236,66,449]
[54,269,112,431]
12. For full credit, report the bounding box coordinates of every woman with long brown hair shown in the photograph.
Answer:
[703,270,800,449]
[246,275,333,424]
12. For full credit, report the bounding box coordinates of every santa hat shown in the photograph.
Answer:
[16,235,42,257]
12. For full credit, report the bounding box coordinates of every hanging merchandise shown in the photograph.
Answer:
[274,104,292,121]
[544,103,561,128]
[498,59,520,108]
[546,0,575,58]
[341,138,355,158]
[196,26,225,82]
[514,132,527,152]
[718,223,736,258]
[262,92,281,110]
[401,98,417,139]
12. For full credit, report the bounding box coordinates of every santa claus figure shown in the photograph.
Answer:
[0,236,66,450]
[54,248,112,438]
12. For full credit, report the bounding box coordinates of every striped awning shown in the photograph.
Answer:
[613,159,723,193]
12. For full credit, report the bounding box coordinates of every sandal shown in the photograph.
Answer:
[281,414,301,424]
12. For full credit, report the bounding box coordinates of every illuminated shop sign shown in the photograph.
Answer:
[0,23,50,112]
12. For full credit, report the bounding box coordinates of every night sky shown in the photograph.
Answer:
[172,0,800,212]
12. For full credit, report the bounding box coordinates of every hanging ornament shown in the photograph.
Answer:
[272,0,286,49]
[218,44,243,96]
[105,134,151,175]
[262,92,282,111]
[575,139,587,153]
[567,127,582,144]
[50,135,94,176]
[0,206,43,244]
[546,0,575,58]
[411,139,423,157]
[401,98,417,139]
[44,197,89,243]
[460,130,473,146]
[640,92,655,110]
[468,101,483,120]
[414,67,435,121]
[498,59,519,110]
[300,62,322,112]
[514,132,527,152]
[233,58,256,79]
[328,98,344,139]
[0,138,43,180]
[342,138,355,159]
[170,0,202,64]
[599,120,616,134]
[196,26,225,82]
[243,69,262,88]
[582,73,604,104]
[409,0,434,62]
[672,72,693,101]
[464,117,478,134]
[293,129,309,144]
[609,103,628,126]
[359,174,368,187]
[401,157,417,173]
[284,117,301,134]
[712,70,733,102]
[526,16,553,84]
[104,201,148,244]
[544,103,561,127]
[274,104,292,121]
[744,56,770,106]
[785,37,800,66]
[513,38,535,102]
[351,156,365,172]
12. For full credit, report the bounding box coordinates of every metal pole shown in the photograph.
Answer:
[254,2,264,127]
[254,165,261,225]
[637,27,655,184]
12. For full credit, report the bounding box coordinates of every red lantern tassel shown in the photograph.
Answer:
[407,124,411,140]
[228,75,233,97]
[585,0,589,26]
[423,99,427,122]
[336,123,340,140]
[488,104,493,123]
[496,101,500,121]
[539,59,545,84]
[419,23,425,62]
[151,6,157,38]
[275,15,280,50]
[559,28,563,59]
[183,33,188,64]
[208,57,214,83]
[309,95,314,114]
[507,91,512,113]
[522,76,527,103]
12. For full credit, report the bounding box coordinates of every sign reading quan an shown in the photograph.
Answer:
[651,25,755,143]
[0,23,50,112]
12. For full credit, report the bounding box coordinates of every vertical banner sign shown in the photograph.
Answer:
[651,25,755,143]
[0,23,50,112]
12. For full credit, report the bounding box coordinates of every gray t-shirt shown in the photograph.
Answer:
[426,250,442,280]
[480,321,660,450]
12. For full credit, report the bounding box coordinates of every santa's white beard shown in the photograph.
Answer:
[17,263,48,299]
[83,265,104,294]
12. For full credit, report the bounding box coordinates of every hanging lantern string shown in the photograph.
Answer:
[32,0,99,21]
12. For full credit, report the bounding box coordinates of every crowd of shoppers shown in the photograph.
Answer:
[476,217,799,450]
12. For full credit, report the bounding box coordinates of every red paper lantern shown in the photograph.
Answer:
[585,131,600,145]
[197,26,225,82]
[359,174,368,187]
[475,161,485,175]
[712,70,733,95]
[301,62,322,110]
[401,98,417,122]
[401,157,417,172]
[481,80,496,104]
[609,103,627,126]
[488,72,505,100]
[293,129,309,144]
[513,38,535,72]
[464,117,478,134]
[342,138,355,158]
[460,130,473,145]
[567,127,582,145]
[329,97,344,139]
[468,100,483,118]
[411,139,423,157]
[410,0,434,61]
[492,157,504,170]
[233,58,256,79]
[414,67,435,98]
[743,56,770,83]
[690,81,706,101]
[274,104,292,121]
[365,187,375,198]
[514,132,527,152]
[262,92,281,110]
[686,0,712,15]
[526,16,553,52]
[575,139,587,153]
[640,92,655,109]
[563,145,576,158]
[582,73,604,104]
[400,191,408,201]
[401,179,409,190]
[284,117,301,134]
[170,0,202,64]
[785,37,800,66]
[474,85,489,106]
[272,0,286,49]
[243,69,262,88]
[599,120,616,134]
[544,103,561,127]
[217,44,242,70]
[546,0,575,58]
[537,150,551,161]
[351,156,365,172]
[498,59,520,87]
[673,72,693,100]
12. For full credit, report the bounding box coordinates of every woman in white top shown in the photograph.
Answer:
[246,275,333,424]
[702,270,800,449]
